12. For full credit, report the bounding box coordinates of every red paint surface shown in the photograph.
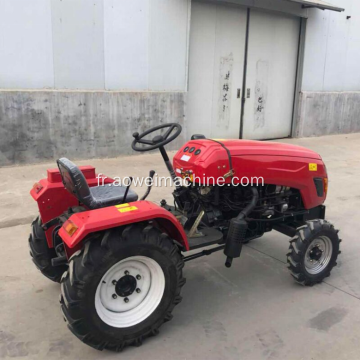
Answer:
[173,139,327,209]
[30,166,113,247]
[59,200,188,252]
[31,166,188,253]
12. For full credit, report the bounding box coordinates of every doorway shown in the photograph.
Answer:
[187,1,300,140]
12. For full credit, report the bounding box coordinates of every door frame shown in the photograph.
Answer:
[239,7,250,139]
[187,0,307,139]
[290,17,307,138]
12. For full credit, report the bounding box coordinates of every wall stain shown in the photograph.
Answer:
[254,60,269,130]
[218,53,233,129]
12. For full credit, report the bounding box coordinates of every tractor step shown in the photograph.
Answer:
[187,227,224,250]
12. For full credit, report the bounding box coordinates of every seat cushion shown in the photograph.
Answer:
[89,184,138,209]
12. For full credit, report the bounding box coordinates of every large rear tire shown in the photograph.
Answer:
[60,223,185,351]
[287,219,341,286]
[29,216,67,282]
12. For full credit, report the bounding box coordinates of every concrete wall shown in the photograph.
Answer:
[0,91,186,166]
[294,91,360,137]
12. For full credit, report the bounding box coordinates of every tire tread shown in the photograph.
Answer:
[60,223,185,351]
[287,219,341,286]
[29,216,67,282]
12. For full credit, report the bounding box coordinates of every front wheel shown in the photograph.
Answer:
[60,223,185,351]
[287,219,341,286]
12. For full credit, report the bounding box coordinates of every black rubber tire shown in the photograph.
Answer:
[29,216,67,282]
[287,219,341,286]
[60,223,185,351]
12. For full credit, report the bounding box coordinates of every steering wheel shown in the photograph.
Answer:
[132,123,182,152]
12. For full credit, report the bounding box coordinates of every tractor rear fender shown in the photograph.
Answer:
[58,200,189,256]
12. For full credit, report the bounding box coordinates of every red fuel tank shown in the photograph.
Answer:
[172,139,327,209]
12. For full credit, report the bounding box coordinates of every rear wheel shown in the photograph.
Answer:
[29,216,67,282]
[287,219,341,286]
[60,223,185,351]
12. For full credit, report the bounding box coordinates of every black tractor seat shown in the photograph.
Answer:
[57,158,138,210]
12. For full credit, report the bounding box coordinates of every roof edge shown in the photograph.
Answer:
[289,0,344,12]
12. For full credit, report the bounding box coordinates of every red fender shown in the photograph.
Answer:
[59,200,189,255]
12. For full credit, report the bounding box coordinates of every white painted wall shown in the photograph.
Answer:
[51,0,105,89]
[0,0,359,93]
[302,0,360,91]
[104,0,150,90]
[0,0,54,89]
[104,0,190,91]
[0,0,190,91]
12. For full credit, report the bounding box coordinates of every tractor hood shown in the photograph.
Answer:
[174,139,321,161]
[210,139,321,159]
[173,138,326,209]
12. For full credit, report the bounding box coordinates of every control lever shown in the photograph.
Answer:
[141,170,156,200]
[122,177,133,204]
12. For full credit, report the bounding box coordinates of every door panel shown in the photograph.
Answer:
[187,1,247,138]
[242,10,300,139]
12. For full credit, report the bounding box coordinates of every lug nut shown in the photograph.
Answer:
[112,294,117,299]
[112,280,117,285]
[124,297,129,303]
[136,275,141,280]
[124,270,129,275]
[136,288,141,293]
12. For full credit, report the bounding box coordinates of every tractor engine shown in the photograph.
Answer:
[189,184,301,225]
[174,183,302,233]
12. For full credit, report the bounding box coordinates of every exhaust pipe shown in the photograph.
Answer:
[224,187,259,268]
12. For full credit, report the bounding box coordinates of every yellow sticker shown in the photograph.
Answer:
[309,163,317,171]
[118,206,138,213]
[115,203,129,208]
[180,170,193,182]
[183,173,193,182]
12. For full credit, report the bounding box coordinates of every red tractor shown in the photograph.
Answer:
[29,123,341,351]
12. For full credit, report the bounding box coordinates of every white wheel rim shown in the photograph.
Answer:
[304,236,333,275]
[95,256,165,328]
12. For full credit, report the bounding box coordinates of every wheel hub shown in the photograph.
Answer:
[304,236,333,275]
[115,274,137,297]
[309,246,323,261]
[95,256,165,328]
